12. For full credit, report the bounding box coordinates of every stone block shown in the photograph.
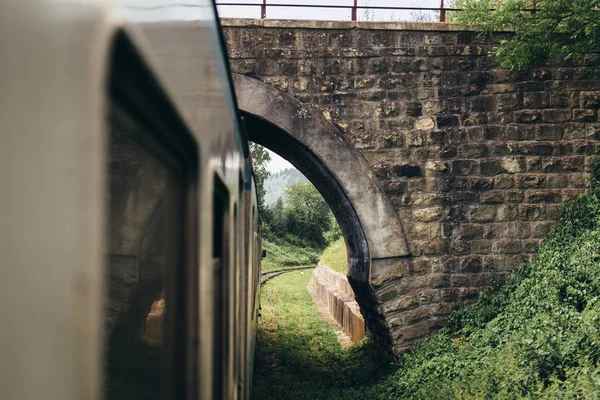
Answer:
[460,256,482,273]
[436,115,460,127]
[428,274,451,289]
[531,221,556,238]
[541,157,562,173]
[536,124,563,140]
[424,161,449,177]
[496,93,520,110]
[515,110,541,123]
[525,157,542,172]
[405,102,423,117]
[392,322,429,341]
[517,175,545,189]
[466,126,485,141]
[258,59,278,76]
[480,160,503,176]
[506,125,536,141]
[423,100,444,115]
[460,143,489,158]
[482,255,504,271]
[263,76,289,91]
[483,125,504,140]
[471,240,492,254]
[471,177,493,191]
[546,174,568,188]
[293,77,309,91]
[381,295,419,314]
[505,190,525,203]
[542,109,572,123]
[415,117,435,130]
[504,221,530,238]
[491,239,521,254]
[501,157,524,173]
[518,142,554,155]
[481,191,504,204]
[420,240,447,255]
[496,205,519,221]
[523,92,549,109]
[562,156,584,172]
[469,95,495,112]
[450,274,470,287]
[527,190,562,203]
[519,205,546,220]
[573,108,596,122]
[568,174,588,188]
[581,91,600,108]
[494,175,515,189]
[454,224,484,241]
[413,207,447,222]
[369,58,390,74]
[469,206,496,222]
[452,159,478,175]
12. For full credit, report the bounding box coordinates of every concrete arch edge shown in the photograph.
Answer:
[232,73,410,262]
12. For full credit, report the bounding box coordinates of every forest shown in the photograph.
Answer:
[250,144,342,273]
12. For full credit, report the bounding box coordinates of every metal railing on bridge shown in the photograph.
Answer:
[215,1,460,23]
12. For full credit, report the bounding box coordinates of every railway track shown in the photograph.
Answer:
[260,266,314,284]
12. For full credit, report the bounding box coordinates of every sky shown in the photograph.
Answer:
[216,0,445,22]
[266,149,295,173]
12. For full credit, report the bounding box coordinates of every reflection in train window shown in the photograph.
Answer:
[104,108,183,399]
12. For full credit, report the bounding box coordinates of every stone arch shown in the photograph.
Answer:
[233,73,410,351]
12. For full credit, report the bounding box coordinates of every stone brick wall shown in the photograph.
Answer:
[223,19,599,355]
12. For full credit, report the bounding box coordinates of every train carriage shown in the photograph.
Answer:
[0,1,261,399]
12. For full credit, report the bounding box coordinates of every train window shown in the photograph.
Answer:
[212,181,230,400]
[105,107,184,400]
[105,32,200,400]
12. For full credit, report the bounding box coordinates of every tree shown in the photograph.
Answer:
[453,0,600,70]
[283,182,331,248]
[266,197,287,239]
[324,212,342,244]
[249,142,271,214]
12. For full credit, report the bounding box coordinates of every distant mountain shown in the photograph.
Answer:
[264,168,308,205]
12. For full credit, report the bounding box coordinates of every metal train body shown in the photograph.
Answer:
[0,1,261,399]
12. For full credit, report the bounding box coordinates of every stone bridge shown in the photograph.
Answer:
[222,19,599,357]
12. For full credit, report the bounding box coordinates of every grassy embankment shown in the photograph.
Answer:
[319,238,347,274]
[261,239,321,273]
[262,237,348,274]
[254,189,600,399]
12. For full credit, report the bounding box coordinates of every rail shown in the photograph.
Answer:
[216,1,459,23]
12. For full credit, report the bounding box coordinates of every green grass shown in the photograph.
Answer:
[319,238,348,274]
[261,239,320,273]
[254,190,600,399]
[252,271,392,400]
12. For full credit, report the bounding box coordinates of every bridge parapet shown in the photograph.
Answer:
[223,19,599,356]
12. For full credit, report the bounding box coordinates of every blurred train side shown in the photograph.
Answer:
[0,1,261,399]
